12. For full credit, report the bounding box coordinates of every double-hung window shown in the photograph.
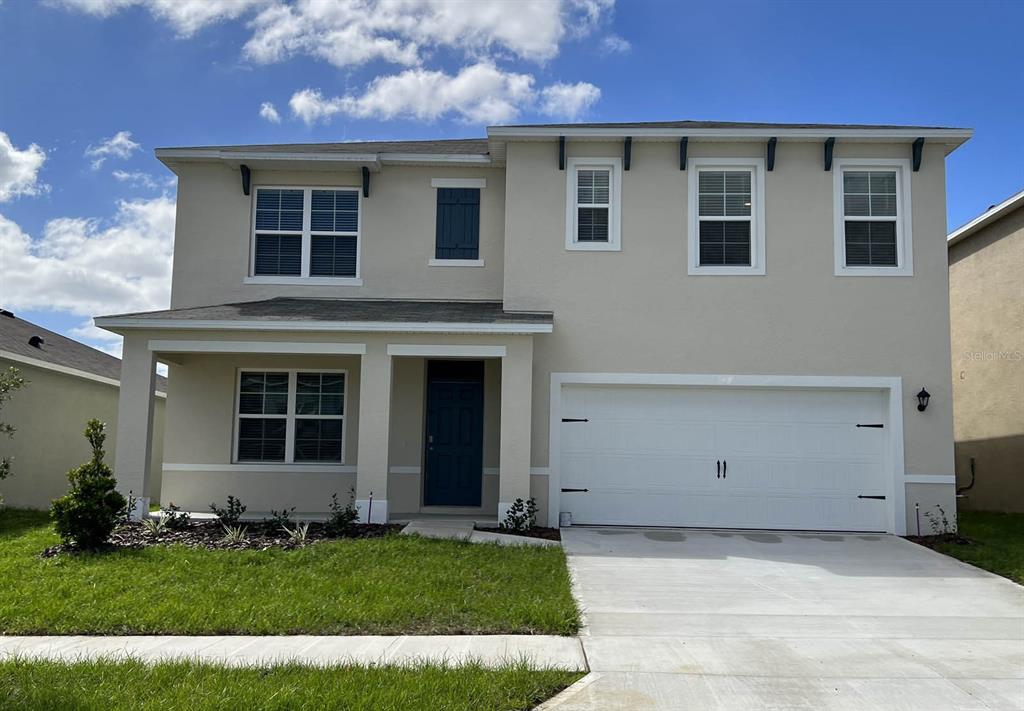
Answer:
[235,370,346,464]
[565,157,622,251]
[833,159,913,276]
[429,178,485,266]
[687,158,766,275]
[251,187,361,283]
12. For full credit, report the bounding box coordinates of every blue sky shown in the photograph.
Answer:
[1,0,1022,355]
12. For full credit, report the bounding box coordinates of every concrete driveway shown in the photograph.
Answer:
[547,528,1024,710]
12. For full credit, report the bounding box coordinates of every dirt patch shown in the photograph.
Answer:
[41,520,404,558]
[905,533,973,551]
[476,526,562,541]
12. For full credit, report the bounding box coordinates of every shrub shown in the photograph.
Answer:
[141,513,169,536]
[210,495,247,526]
[282,521,310,545]
[0,366,27,505]
[220,524,249,544]
[265,507,295,529]
[50,420,127,549]
[500,497,538,533]
[325,489,360,536]
[161,503,191,531]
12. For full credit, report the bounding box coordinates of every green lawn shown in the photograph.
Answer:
[0,509,579,635]
[0,658,582,711]
[932,510,1024,585]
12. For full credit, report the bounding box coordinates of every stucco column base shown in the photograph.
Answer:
[498,338,534,523]
[356,344,392,524]
[112,335,157,520]
[356,498,389,525]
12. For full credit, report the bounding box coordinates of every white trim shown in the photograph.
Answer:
[0,350,167,398]
[565,156,622,252]
[430,178,486,189]
[488,126,973,141]
[163,463,355,474]
[687,157,767,276]
[233,368,348,466]
[149,340,366,355]
[832,158,914,277]
[249,185,362,282]
[547,372,907,535]
[947,187,1024,246]
[382,153,490,165]
[156,148,492,167]
[387,344,506,358]
[427,258,485,267]
[96,317,553,335]
[905,474,956,485]
[243,276,364,286]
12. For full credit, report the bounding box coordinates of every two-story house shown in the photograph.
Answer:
[97,120,971,534]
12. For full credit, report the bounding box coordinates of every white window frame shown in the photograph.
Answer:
[565,156,622,251]
[232,368,347,465]
[833,158,913,277]
[247,186,363,286]
[687,157,766,276]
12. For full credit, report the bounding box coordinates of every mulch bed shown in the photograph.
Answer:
[41,520,403,558]
[905,533,974,550]
[476,526,561,541]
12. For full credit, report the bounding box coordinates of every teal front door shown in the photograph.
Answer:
[423,360,484,507]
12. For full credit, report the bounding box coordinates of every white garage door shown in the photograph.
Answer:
[559,385,890,532]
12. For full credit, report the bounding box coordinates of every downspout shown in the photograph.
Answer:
[956,457,976,497]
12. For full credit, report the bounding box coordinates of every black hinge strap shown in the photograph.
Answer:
[561,488,589,493]
[562,418,589,423]
[857,495,887,500]
[856,423,885,428]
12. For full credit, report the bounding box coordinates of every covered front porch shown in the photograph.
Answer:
[96,298,553,525]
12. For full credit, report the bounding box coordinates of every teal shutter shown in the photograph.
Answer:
[435,188,480,259]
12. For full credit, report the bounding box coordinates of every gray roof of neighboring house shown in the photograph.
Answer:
[947,187,1024,247]
[0,311,167,390]
[98,298,554,326]
[158,137,491,155]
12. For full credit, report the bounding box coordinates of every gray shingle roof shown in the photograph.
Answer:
[0,311,167,390]
[100,298,553,325]
[160,138,490,155]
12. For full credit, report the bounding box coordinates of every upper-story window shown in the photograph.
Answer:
[250,186,361,284]
[429,178,485,267]
[833,158,913,276]
[687,157,766,275]
[565,157,622,251]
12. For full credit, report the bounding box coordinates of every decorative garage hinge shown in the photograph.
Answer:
[561,417,589,423]
[856,423,885,428]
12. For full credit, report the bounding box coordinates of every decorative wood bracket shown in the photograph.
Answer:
[362,166,370,198]
[240,164,251,196]
[824,137,835,171]
[624,136,632,171]
[912,137,924,172]
[766,137,777,171]
[679,137,688,170]
[558,135,566,170]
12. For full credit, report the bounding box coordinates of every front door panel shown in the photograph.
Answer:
[424,364,484,507]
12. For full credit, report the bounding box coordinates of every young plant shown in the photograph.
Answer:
[141,513,169,536]
[0,366,27,504]
[325,489,360,536]
[500,497,539,533]
[50,419,127,549]
[266,506,295,529]
[161,503,192,531]
[220,524,249,544]
[924,504,956,536]
[120,490,139,524]
[282,521,310,545]
[210,495,247,526]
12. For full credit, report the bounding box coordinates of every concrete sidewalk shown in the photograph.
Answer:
[400,520,560,547]
[0,635,586,670]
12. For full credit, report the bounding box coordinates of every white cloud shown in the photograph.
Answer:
[539,82,601,120]
[258,101,281,123]
[54,0,268,37]
[0,132,48,202]
[290,63,599,125]
[0,195,175,320]
[601,34,630,53]
[112,169,175,190]
[85,130,142,170]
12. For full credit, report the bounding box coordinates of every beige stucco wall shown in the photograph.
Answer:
[503,139,958,525]
[152,331,522,518]
[0,360,165,509]
[169,163,505,309]
[948,204,1024,512]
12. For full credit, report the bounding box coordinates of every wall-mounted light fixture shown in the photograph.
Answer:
[916,387,931,412]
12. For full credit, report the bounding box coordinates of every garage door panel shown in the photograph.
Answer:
[560,384,890,532]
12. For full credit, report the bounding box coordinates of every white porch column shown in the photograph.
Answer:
[113,334,157,519]
[498,337,534,522]
[355,343,392,523]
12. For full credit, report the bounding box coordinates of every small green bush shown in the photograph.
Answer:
[210,495,246,526]
[325,489,360,536]
[50,420,126,549]
[500,497,538,533]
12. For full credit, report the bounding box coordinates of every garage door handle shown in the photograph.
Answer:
[716,460,720,479]
[857,495,886,500]
[561,488,589,493]
[723,460,727,479]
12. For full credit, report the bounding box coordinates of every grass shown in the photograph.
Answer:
[0,509,579,635]
[0,658,582,711]
[931,510,1024,585]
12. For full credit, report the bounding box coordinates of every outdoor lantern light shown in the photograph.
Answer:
[916,388,931,412]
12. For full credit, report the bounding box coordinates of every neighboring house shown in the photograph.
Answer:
[96,121,971,534]
[947,188,1024,512]
[0,312,166,509]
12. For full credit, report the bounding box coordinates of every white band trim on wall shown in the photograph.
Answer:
[430,178,486,189]
[164,463,356,474]
[904,475,956,485]
[386,344,507,358]
[149,340,367,355]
